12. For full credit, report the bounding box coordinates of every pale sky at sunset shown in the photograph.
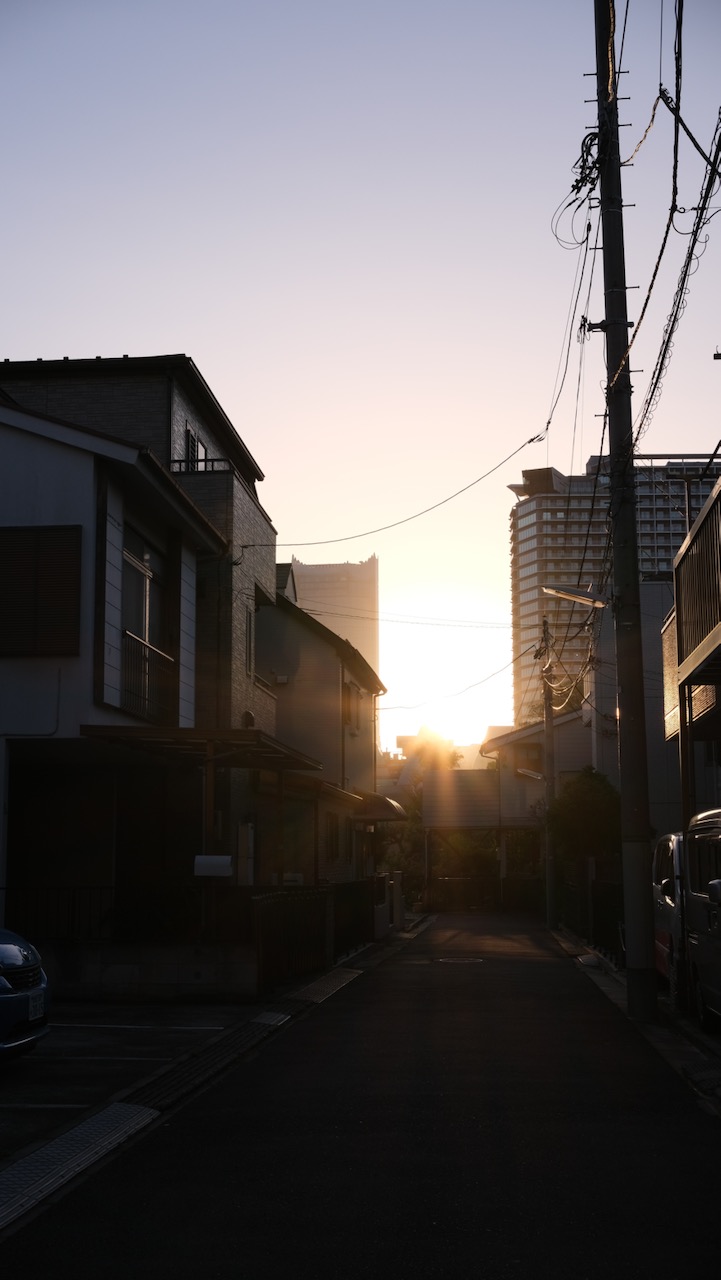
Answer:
[2,1,720,751]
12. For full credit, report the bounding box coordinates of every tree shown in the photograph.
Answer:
[546,767,621,871]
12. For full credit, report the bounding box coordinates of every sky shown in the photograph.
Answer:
[2,1,720,753]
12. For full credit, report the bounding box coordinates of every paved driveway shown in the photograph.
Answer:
[0,1002,245,1163]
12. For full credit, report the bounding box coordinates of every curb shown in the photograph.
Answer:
[553,926,721,1115]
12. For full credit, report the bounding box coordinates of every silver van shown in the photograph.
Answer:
[651,831,684,1005]
[683,809,721,1029]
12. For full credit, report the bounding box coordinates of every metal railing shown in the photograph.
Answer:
[170,458,232,474]
[122,631,175,722]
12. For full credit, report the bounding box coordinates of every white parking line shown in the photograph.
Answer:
[50,1023,226,1032]
[40,1055,173,1063]
[0,1104,86,1110]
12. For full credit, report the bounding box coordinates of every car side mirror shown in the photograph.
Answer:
[707,879,721,905]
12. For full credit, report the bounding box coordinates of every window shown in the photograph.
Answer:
[185,425,207,472]
[513,742,543,773]
[688,835,721,895]
[0,525,81,656]
[122,527,167,651]
[245,606,254,676]
[343,682,360,731]
[653,839,673,896]
[121,526,173,721]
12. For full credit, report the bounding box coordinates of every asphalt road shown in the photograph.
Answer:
[1,913,720,1278]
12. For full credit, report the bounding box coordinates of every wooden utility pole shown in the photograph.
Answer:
[541,619,557,930]
[594,0,656,1019]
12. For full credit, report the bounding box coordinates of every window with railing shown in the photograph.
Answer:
[122,526,174,721]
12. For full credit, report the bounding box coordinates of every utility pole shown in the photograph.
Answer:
[541,618,557,930]
[594,0,656,1019]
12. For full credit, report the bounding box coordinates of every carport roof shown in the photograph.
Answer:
[80,726,322,772]
[353,792,407,822]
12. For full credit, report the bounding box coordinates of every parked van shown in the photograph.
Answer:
[651,831,684,1000]
[683,810,721,1028]
[652,810,721,1029]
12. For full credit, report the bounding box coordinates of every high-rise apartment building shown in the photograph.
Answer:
[509,455,721,725]
[291,556,379,674]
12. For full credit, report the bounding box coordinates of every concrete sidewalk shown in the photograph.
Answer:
[552,925,721,1113]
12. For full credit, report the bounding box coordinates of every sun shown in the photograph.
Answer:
[378,671,512,754]
[377,585,514,753]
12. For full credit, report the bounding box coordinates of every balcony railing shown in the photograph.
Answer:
[122,631,175,722]
[170,458,232,474]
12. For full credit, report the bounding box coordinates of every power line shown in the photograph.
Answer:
[243,432,545,551]
[379,649,526,715]
[299,603,510,631]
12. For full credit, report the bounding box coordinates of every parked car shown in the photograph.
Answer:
[651,830,684,1002]
[0,927,50,1056]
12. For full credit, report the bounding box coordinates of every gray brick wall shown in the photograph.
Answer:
[2,374,171,459]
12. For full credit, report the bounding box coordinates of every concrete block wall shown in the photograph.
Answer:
[40,941,259,1002]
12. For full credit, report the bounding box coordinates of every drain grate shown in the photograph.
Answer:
[294,968,362,1003]
[127,1021,273,1111]
[252,1011,291,1028]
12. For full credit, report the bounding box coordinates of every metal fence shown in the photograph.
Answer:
[332,880,375,958]
[2,877,378,997]
[253,889,331,994]
[2,886,115,942]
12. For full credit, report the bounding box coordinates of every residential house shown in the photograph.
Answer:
[255,567,403,889]
[0,359,335,997]
[0,395,256,993]
[0,357,399,996]
[479,713,590,909]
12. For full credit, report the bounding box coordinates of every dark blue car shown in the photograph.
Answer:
[0,928,50,1056]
